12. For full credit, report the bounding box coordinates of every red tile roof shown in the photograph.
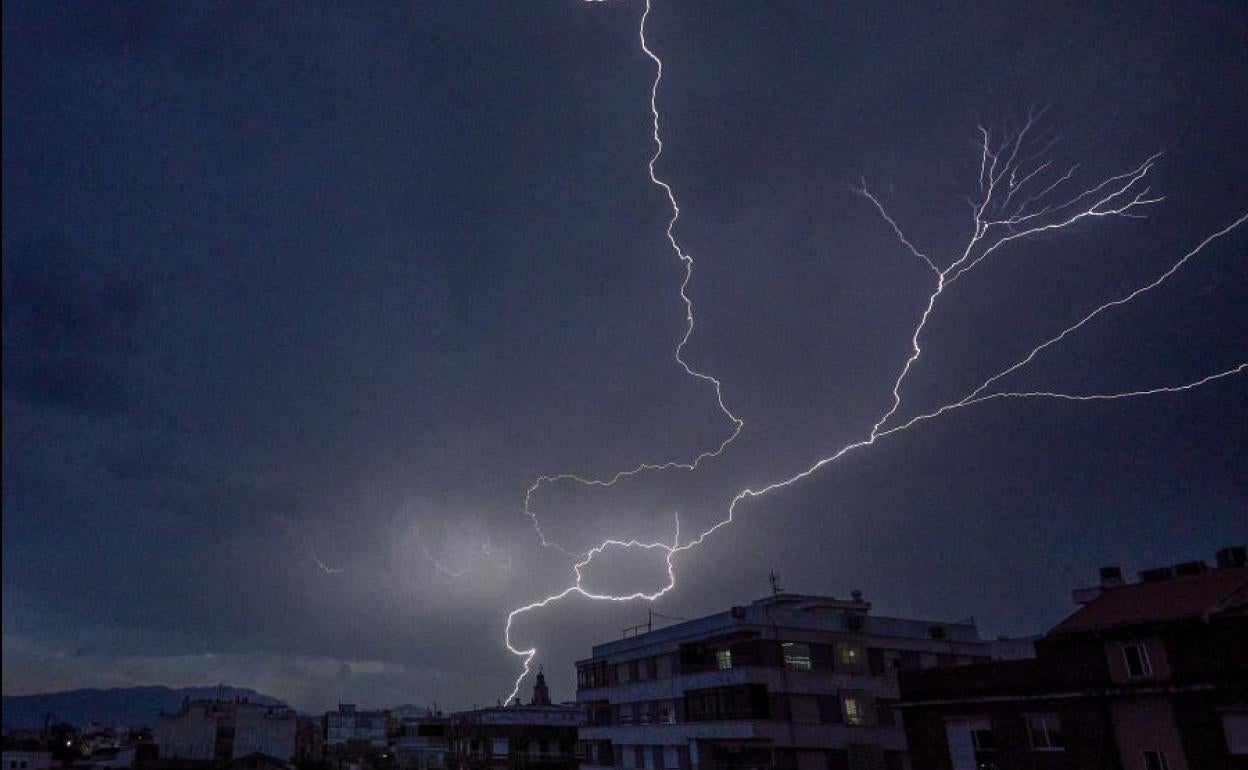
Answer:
[1049,566,1248,636]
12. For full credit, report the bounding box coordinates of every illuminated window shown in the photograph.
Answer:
[1143,750,1170,770]
[839,644,861,666]
[1123,644,1152,678]
[716,648,733,670]
[843,698,864,725]
[1026,714,1064,750]
[782,642,813,670]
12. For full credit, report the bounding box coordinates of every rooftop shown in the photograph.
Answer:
[586,592,980,659]
[1049,559,1248,636]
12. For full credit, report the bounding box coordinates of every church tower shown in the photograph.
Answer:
[531,665,551,705]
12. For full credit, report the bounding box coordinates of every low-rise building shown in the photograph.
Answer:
[450,671,584,770]
[898,546,1248,770]
[155,699,296,762]
[326,705,391,751]
[2,751,54,770]
[575,592,993,770]
[395,715,451,770]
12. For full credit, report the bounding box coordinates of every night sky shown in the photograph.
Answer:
[3,0,1246,713]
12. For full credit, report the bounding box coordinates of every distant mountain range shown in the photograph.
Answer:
[1,686,286,729]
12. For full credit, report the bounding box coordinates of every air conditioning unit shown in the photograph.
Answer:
[929,625,946,640]
[730,606,747,619]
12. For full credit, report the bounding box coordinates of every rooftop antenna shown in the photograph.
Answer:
[769,569,784,597]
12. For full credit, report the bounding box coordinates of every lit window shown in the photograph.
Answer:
[1122,644,1153,678]
[1143,750,1170,770]
[840,644,861,665]
[843,698,864,725]
[716,648,733,670]
[1026,714,1064,750]
[782,642,813,671]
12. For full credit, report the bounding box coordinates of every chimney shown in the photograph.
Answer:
[1215,546,1247,569]
[1098,566,1124,588]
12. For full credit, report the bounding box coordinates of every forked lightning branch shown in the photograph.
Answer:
[503,0,1247,704]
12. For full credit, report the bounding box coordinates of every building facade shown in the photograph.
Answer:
[395,715,451,770]
[325,705,392,750]
[898,546,1248,770]
[575,593,994,770]
[155,700,296,762]
[449,672,584,770]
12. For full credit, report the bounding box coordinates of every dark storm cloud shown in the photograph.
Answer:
[3,235,147,414]
[4,0,1246,712]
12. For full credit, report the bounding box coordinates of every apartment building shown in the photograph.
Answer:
[155,699,296,762]
[575,592,993,770]
[325,705,391,750]
[898,546,1248,770]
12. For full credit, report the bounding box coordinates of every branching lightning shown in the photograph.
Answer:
[523,0,743,561]
[502,1,1247,704]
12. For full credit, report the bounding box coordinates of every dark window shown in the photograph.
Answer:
[1026,714,1064,750]
[578,661,610,689]
[876,699,897,726]
[678,643,713,673]
[817,695,842,723]
[972,727,997,769]
[867,647,886,674]
[769,693,791,721]
[1123,644,1153,678]
[684,684,770,721]
[825,749,849,770]
[1143,751,1170,770]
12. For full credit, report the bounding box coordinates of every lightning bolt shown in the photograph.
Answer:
[523,0,743,560]
[312,550,346,575]
[501,4,1247,703]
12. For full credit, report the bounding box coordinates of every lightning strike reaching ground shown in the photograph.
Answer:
[502,2,1246,704]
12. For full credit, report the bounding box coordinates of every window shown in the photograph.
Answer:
[839,644,861,666]
[1026,714,1064,750]
[1143,750,1169,770]
[716,647,733,670]
[972,727,997,769]
[637,657,653,680]
[1123,644,1153,678]
[578,661,610,689]
[843,697,864,726]
[971,727,995,750]
[491,739,508,757]
[782,642,813,670]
